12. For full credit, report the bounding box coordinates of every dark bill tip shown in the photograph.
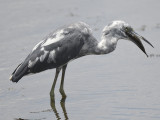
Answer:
[145,53,149,57]
[141,36,154,48]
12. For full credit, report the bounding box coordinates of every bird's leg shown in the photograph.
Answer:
[50,68,61,103]
[59,64,67,102]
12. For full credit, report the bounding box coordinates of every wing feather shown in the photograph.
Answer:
[10,22,92,82]
[25,29,84,73]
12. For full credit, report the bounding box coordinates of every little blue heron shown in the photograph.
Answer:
[9,21,153,100]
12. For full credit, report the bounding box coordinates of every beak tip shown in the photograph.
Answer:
[141,36,154,48]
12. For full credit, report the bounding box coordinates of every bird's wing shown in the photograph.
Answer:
[10,22,92,82]
[25,29,85,73]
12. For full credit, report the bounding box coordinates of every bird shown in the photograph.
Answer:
[9,20,154,100]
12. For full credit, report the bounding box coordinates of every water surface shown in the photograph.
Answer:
[0,0,160,120]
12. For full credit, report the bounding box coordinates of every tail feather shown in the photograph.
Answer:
[10,62,28,82]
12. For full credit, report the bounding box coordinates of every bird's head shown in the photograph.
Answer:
[102,20,154,57]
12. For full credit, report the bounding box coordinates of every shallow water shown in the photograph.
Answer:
[0,0,160,120]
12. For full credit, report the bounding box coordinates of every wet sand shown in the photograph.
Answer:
[0,0,160,120]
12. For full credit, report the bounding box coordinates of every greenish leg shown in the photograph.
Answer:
[60,65,69,119]
[59,64,67,102]
[50,69,61,120]
[50,68,61,103]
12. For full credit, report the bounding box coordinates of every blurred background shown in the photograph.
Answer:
[0,0,160,120]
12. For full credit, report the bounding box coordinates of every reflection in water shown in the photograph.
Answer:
[50,95,69,120]
[14,96,68,120]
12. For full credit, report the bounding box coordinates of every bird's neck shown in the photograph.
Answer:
[94,34,118,55]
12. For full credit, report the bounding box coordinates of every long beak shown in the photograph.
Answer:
[125,30,154,57]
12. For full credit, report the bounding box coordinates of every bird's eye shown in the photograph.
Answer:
[125,27,129,31]
[125,27,132,32]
